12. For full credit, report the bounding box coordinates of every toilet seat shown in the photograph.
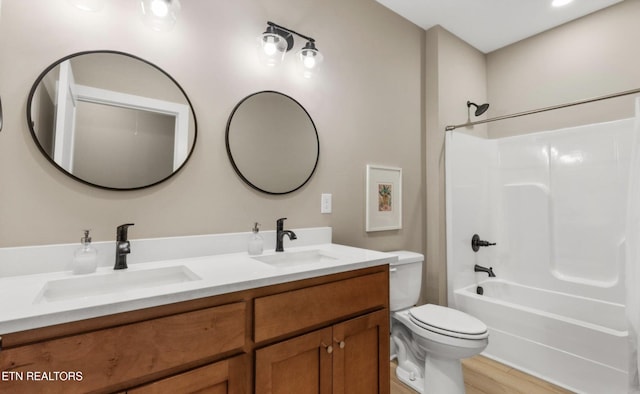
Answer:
[409,304,488,340]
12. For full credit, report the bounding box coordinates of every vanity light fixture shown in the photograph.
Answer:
[257,23,291,67]
[140,0,181,31]
[257,21,323,78]
[298,40,323,78]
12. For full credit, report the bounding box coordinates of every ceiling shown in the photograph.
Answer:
[376,0,623,53]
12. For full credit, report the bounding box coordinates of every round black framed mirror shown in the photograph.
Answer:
[27,50,197,190]
[226,91,320,195]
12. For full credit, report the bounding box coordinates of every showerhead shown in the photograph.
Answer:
[467,101,490,117]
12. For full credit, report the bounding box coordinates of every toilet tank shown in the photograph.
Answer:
[388,251,424,311]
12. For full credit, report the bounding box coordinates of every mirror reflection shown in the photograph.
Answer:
[27,51,197,190]
[226,91,319,194]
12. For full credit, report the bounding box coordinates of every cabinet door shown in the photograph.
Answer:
[255,327,333,394]
[332,309,390,394]
[128,354,247,394]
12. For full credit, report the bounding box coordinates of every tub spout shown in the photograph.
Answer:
[474,264,496,277]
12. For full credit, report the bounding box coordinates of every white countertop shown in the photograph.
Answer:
[0,243,395,334]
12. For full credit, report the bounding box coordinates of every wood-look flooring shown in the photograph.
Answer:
[390,356,575,394]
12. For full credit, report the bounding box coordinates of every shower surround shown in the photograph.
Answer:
[445,119,633,393]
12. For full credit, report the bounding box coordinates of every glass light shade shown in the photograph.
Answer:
[68,0,105,12]
[140,0,181,31]
[297,42,323,78]
[257,31,287,67]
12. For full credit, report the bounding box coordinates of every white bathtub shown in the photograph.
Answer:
[454,279,628,394]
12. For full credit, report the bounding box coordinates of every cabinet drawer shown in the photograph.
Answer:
[0,301,246,393]
[254,271,388,343]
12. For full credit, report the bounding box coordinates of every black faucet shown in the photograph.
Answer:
[114,223,134,270]
[275,218,297,252]
[474,264,496,277]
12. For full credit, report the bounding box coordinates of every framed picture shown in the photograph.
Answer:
[366,165,402,232]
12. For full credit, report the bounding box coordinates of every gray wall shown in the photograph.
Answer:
[424,26,487,305]
[0,0,424,258]
[487,0,640,138]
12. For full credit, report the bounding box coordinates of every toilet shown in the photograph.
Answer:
[389,251,488,394]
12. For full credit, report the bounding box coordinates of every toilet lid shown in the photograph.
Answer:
[409,304,488,339]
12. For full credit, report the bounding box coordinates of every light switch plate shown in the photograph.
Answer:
[321,193,332,213]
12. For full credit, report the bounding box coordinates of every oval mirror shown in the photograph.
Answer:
[226,91,319,194]
[27,50,197,190]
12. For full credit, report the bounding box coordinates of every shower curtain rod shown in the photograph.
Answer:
[444,87,640,131]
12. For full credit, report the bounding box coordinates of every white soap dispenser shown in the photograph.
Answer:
[248,222,263,255]
[72,230,98,274]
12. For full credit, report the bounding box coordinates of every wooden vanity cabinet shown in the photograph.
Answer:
[0,265,389,394]
[255,309,389,394]
[253,269,390,394]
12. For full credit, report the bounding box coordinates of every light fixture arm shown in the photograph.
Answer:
[267,21,316,51]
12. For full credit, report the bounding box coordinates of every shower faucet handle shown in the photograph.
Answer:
[471,234,496,252]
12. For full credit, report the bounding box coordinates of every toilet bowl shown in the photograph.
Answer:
[388,251,488,394]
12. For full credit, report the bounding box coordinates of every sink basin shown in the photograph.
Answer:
[34,265,201,303]
[252,250,337,267]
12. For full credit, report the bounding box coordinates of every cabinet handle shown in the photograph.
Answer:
[334,338,345,349]
[321,342,333,354]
